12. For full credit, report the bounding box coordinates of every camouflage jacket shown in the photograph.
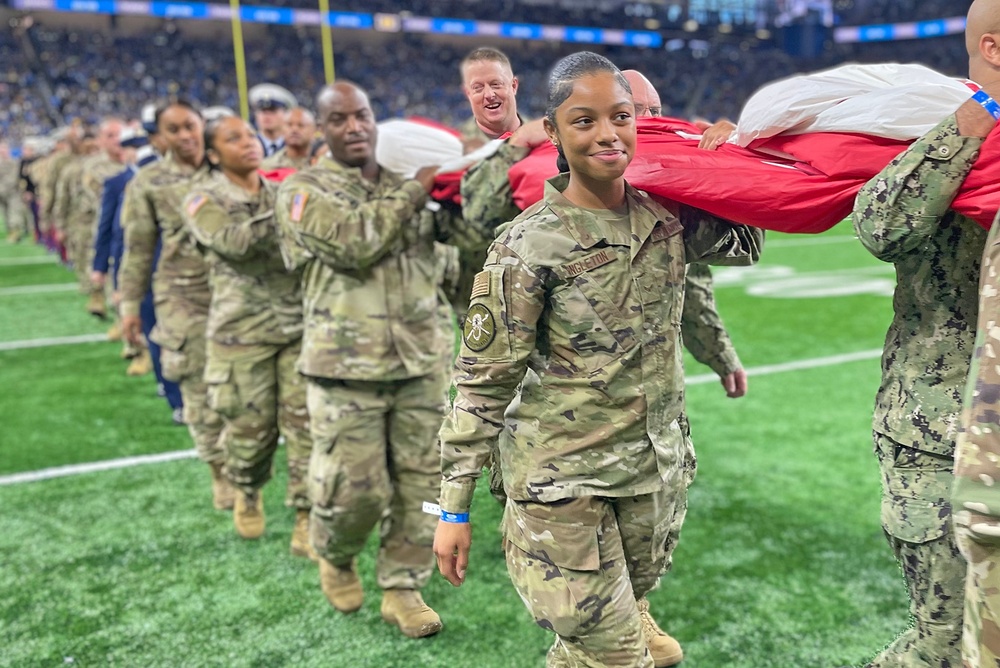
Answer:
[462,143,743,375]
[439,176,764,513]
[52,155,87,234]
[0,157,18,198]
[276,157,490,380]
[183,172,302,346]
[76,153,124,229]
[262,147,312,172]
[118,155,211,317]
[39,151,72,224]
[853,115,987,456]
[954,211,1000,540]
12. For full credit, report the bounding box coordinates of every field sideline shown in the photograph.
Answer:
[0,225,909,668]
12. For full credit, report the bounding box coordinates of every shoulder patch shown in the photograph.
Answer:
[470,271,491,299]
[651,220,684,242]
[290,191,310,223]
[463,303,497,352]
[560,248,616,278]
[186,194,208,217]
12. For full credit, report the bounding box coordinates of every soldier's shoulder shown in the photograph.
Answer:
[495,203,570,268]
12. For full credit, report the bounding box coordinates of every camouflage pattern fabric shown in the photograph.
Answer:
[681,263,741,377]
[274,156,492,381]
[954,210,1000,668]
[206,340,310,508]
[853,115,987,668]
[504,492,686,668]
[119,155,221,464]
[0,156,30,239]
[261,147,312,171]
[38,150,72,235]
[53,156,88,278]
[184,173,309,507]
[439,174,763,513]
[307,372,448,589]
[74,153,124,290]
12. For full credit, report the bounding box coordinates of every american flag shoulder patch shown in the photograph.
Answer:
[186,194,208,217]
[470,270,491,299]
[290,191,309,223]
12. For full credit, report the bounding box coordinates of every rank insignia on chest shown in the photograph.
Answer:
[470,271,491,299]
[186,194,207,217]
[463,303,497,352]
[290,191,309,223]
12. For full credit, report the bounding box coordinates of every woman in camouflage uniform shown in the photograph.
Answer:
[434,52,763,667]
[183,116,314,559]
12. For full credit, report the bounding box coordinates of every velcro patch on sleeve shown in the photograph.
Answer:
[186,194,207,217]
[463,304,497,352]
[470,270,491,299]
[559,248,616,278]
[290,191,309,223]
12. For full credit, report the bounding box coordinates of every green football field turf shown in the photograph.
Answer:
[0,226,910,667]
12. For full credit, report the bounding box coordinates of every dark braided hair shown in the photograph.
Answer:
[545,52,632,173]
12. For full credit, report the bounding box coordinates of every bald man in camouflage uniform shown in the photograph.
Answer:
[276,81,492,638]
[851,78,1000,663]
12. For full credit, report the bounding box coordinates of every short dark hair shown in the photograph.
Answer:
[154,97,202,132]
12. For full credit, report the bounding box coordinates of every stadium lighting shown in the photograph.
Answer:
[683,19,699,32]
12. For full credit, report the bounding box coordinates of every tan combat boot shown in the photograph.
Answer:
[106,320,122,342]
[126,348,152,376]
[234,490,265,539]
[380,589,442,638]
[320,559,364,613]
[637,597,684,667]
[86,290,107,319]
[209,463,236,511]
[290,509,319,561]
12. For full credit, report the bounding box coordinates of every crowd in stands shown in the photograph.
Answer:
[5,15,969,148]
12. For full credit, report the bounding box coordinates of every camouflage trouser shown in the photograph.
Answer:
[2,195,30,239]
[306,372,448,590]
[954,521,1000,668]
[867,432,964,668]
[205,340,311,508]
[152,290,224,465]
[503,486,684,668]
[67,219,94,290]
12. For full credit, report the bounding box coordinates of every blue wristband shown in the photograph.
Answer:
[972,89,1000,121]
[441,511,470,524]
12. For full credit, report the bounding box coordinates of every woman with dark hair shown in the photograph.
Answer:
[182,116,313,558]
[434,52,764,667]
[118,99,235,510]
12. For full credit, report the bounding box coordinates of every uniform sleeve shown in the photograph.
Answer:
[853,115,984,263]
[183,192,273,261]
[459,143,528,241]
[52,169,72,233]
[680,206,764,266]
[681,263,741,377]
[91,176,118,274]
[954,218,1000,544]
[118,178,158,317]
[276,177,427,271]
[439,242,545,514]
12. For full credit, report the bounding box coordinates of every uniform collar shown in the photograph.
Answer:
[315,156,400,192]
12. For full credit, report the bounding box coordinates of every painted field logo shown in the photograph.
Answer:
[463,304,496,352]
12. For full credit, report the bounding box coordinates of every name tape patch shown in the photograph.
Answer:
[561,249,615,278]
[651,220,683,243]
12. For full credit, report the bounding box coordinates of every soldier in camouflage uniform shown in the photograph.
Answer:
[35,128,76,251]
[434,52,763,668]
[276,81,495,638]
[262,108,316,171]
[53,132,97,280]
[119,100,232,510]
[851,20,1000,659]
[183,116,313,557]
[951,4,1000,667]
[76,118,126,318]
[0,141,30,243]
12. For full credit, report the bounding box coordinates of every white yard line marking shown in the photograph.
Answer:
[0,450,198,486]
[0,333,108,351]
[0,255,59,266]
[0,348,884,487]
[0,283,78,296]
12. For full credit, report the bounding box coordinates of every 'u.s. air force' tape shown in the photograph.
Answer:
[422,502,441,516]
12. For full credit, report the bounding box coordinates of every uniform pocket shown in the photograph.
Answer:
[875,436,951,544]
[205,361,240,418]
